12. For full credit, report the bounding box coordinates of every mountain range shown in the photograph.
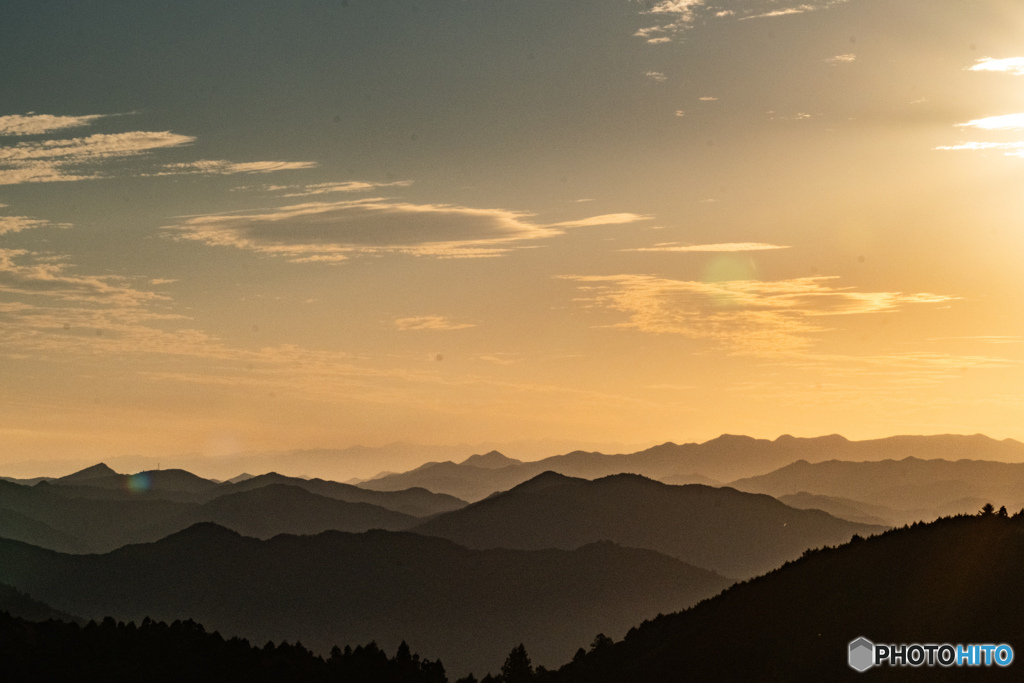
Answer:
[0,466,464,553]
[359,434,1024,502]
[413,472,884,578]
[732,456,1024,525]
[0,524,731,677]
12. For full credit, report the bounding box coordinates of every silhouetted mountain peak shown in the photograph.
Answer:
[460,450,520,469]
[159,522,245,545]
[707,434,761,446]
[507,470,580,493]
[593,472,663,488]
[58,463,118,482]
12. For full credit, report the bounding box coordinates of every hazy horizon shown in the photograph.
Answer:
[4,0,1024,469]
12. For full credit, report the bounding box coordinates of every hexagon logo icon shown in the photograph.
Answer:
[849,637,874,672]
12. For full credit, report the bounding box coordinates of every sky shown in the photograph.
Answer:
[3,0,1024,476]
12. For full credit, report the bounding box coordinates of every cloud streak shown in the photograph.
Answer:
[0,113,109,137]
[623,242,790,253]
[936,141,1024,158]
[0,214,68,236]
[394,316,476,331]
[0,130,196,185]
[167,200,646,262]
[279,180,413,197]
[0,249,165,307]
[559,274,954,354]
[826,54,856,65]
[157,160,317,176]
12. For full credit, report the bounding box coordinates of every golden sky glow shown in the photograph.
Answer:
[3,0,1024,477]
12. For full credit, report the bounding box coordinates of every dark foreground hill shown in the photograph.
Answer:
[0,583,79,623]
[0,611,447,683]
[415,472,884,578]
[361,434,1024,501]
[0,524,730,676]
[548,512,1024,682]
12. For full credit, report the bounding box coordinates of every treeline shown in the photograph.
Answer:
[0,611,447,683]
[0,609,572,683]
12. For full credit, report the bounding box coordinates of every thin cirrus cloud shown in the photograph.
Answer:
[156,160,318,176]
[0,130,195,185]
[0,214,69,236]
[632,1,849,43]
[559,274,954,354]
[826,53,856,65]
[0,113,110,137]
[166,199,650,262]
[737,1,850,21]
[0,113,314,185]
[968,57,1024,76]
[0,248,165,307]
[936,141,1024,157]
[623,242,789,253]
[394,316,476,331]
[279,180,413,197]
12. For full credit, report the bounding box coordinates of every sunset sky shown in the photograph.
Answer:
[3,0,1024,475]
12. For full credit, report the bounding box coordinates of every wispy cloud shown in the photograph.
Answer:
[559,274,955,354]
[280,180,412,197]
[167,199,634,262]
[477,353,522,366]
[0,249,165,307]
[623,242,789,253]
[957,113,1024,131]
[156,160,317,176]
[632,0,850,42]
[968,57,1024,76]
[0,131,195,163]
[394,316,476,331]
[741,6,816,20]
[0,213,69,235]
[936,141,1024,158]
[633,0,703,43]
[826,53,856,65]
[698,96,718,102]
[737,0,851,21]
[0,113,109,137]
[548,213,651,228]
[0,130,195,185]
[645,71,667,82]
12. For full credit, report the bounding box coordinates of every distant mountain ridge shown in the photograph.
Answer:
[0,524,732,676]
[414,472,885,578]
[731,456,1024,524]
[360,434,1024,501]
[0,465,466,553]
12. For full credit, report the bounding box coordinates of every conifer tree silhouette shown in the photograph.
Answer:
[500,643,534,682]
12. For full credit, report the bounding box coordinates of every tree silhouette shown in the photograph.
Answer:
[998,505,1008,517]
[981,503,995,516]
[500,644,534,682]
